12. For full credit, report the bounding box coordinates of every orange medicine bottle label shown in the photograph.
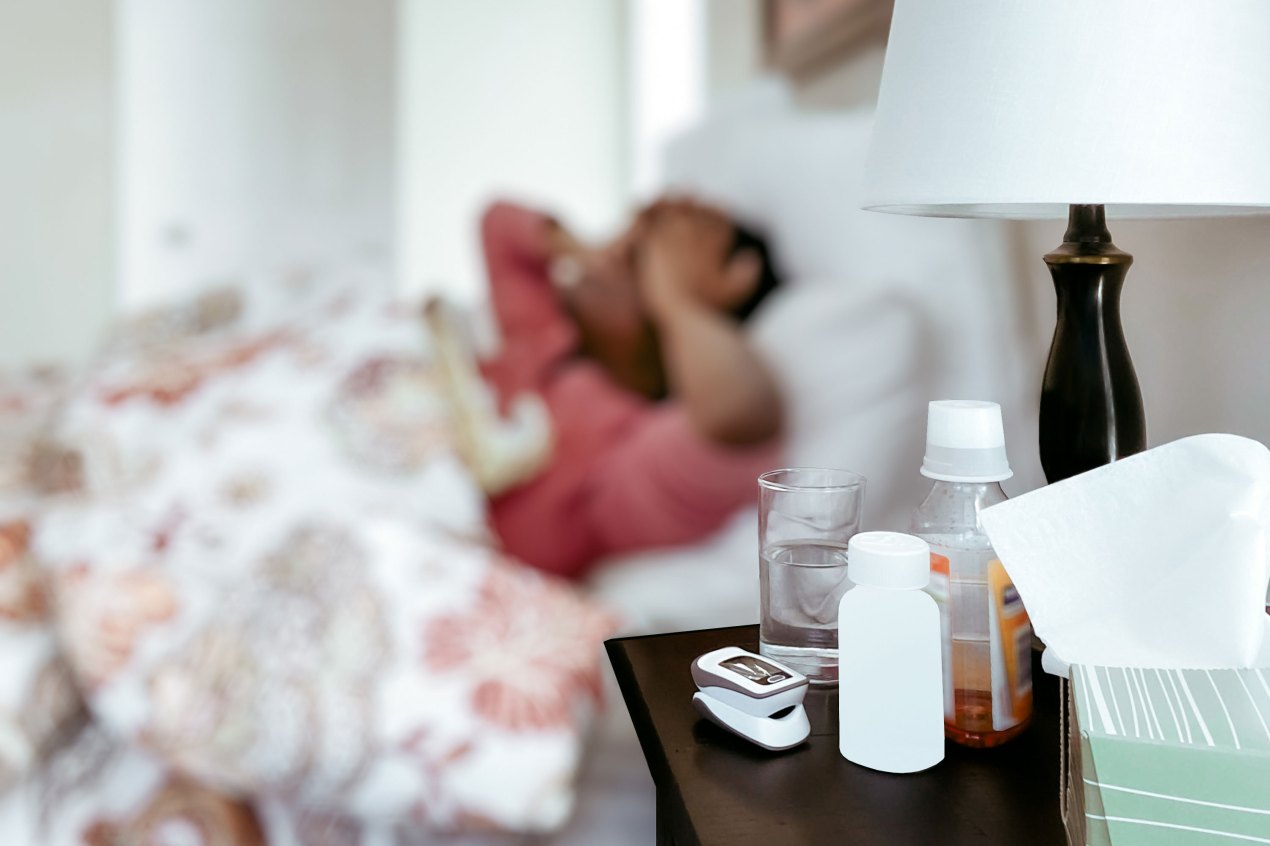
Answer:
[988,559,1032,727]
[927,552,954,720]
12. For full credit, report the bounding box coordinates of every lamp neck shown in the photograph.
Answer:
[1046,204,1129,263]
[1061,203,1112,243]
[1063,204,1113,245]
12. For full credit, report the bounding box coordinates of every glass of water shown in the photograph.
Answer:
[758,468,866,684]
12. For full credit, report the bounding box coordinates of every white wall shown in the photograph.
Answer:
[627,0,707,197]
[397,0,626,303]
[0,0,115,366]
[117,0,395,308]
[704,0,762,100]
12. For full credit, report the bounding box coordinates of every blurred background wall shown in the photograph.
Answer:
[397,0,626,304]
[0,0,115,364]
[117,0,395,308]
[398,0,756,304]
[2,0,1268,454]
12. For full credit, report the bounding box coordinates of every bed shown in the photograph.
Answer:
[0,79,1035,846]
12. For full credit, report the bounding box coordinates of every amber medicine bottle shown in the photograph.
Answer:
[911,400,1032,747]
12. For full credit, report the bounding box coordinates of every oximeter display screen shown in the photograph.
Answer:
[720,655,789,686]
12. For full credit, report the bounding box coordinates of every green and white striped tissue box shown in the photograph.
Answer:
[1066,665,1270,846]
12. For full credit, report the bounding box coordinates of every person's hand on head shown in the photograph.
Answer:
[547,209,662,398]
[542,217,580,259]
[546,212,640,293]
[638,199,762,322]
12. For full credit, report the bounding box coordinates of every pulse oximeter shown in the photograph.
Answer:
[691,646,811,751]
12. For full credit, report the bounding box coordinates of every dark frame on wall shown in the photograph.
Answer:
[763,0,894,80]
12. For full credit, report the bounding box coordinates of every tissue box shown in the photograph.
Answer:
[1064,665,1270,845]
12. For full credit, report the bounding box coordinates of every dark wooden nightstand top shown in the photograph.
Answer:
[606,625,1067,846]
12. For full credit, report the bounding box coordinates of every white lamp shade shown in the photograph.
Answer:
[863,0,1270,219]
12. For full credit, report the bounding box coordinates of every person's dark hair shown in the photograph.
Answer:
[729,225,782,322]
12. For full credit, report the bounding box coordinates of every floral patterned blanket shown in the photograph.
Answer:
[0,271,614,844]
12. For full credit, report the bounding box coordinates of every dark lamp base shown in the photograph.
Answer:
[1038,204,1146,483]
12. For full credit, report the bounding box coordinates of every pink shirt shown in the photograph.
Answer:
[481,202,782,579]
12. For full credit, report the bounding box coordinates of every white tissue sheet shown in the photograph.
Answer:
[980,434,1270,670]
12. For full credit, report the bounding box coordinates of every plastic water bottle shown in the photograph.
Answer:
[912,400,1032,748]
[838,531,944,773]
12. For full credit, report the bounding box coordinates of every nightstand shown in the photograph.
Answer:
[606,624,1066,846]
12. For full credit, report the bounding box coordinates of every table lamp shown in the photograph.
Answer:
[862,0,1270,482]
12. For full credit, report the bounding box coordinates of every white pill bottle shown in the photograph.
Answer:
[838,531,944,773]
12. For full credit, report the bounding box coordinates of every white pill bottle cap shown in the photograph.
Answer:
[847,531,931,590]
[920,400,1013,483]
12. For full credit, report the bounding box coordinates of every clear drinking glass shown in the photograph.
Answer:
[758,468,866,684]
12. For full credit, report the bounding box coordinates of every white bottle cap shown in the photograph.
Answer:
[920,399,1013,483]
[847,532,931,590]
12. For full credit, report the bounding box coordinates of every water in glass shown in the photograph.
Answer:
[759,540,853,683]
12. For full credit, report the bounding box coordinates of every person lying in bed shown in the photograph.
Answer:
[479,198,784,578]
